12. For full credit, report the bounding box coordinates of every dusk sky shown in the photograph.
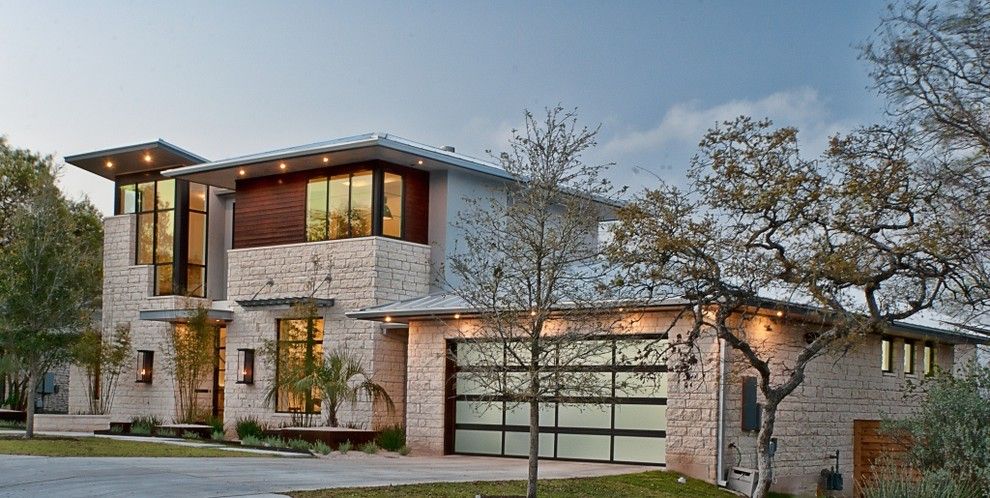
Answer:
[2,1,888,215]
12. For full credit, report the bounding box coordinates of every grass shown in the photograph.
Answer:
[290,470,751,497]
[0,436,269,457]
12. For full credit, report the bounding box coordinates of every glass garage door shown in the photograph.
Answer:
[448,335,667,465]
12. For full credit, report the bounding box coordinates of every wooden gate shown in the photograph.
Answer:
[853,420,909,496]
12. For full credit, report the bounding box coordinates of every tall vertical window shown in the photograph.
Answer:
[382,172,404,238]
[903,340,916,375]
[307,170,375,241]
[132,179,176,295]
[187,182,208,297]
[881,337,893,373]
[924,342,937,376]
[276,318,324,414]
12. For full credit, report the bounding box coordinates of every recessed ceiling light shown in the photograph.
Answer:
[384,316,392,323]
[417,160,424,165]
[322,157,329,163]
[143,153,152,162]
[105,161,113,168]
[279,163,286,170]
[239,169,246,176]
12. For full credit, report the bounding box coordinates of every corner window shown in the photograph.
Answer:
[903,340,916,375]
[306,169,404,241]
[275,318,324,414]
[924,343,937,376]
[881,337,893,373]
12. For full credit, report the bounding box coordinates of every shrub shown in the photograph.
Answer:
[863,469,980,498]
[359,441,378,454]
[262,435,285,448]
[310,440,332,455]
[157,429,177,438]
[109,425,124,434]
[235,417,266,440]
[0,420,26,430]
[240,435,263,447]
[211,430,226,442]
[288,438,311,451]
[375,425,405,451]
[205,415,224,436]
[337,440,352,454]
[398,445,411,456]
[130,415,160,435]
[181,431,201,440]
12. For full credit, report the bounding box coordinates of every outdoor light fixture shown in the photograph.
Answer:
[105,160,113,168]
[384,316,392,323]
[417,160,423,165]
[279,162,286,170]
[239,169,246,176]
[454,313,461,320]
[135,350,154,383]
[775,310,784,317]
[322,157,329,163]
[144,153,152,162]
[236,349,255,384]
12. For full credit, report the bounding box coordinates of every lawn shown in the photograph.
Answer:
[291,470,754,498]
[0,436,268,457]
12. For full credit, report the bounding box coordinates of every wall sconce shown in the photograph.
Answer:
[136,350,154,383]
[237,349,255,384]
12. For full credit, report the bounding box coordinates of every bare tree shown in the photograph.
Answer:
[446,106,628,498]
[608,117,984,498]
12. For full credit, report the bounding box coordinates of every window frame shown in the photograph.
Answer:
[903,339,916,375]
[923,342,937,376]
[881,337,894,373]
[274,318,324,414]
[305,166,406,242]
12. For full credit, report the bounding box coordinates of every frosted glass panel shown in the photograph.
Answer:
[504,431,554,457]
[615,372,667,398]
[556,434,610,460]
[454,430,502,454]
[559,372,612,397]
[614,436,665,464]
[557,403,610,429]
[504,403,555,426]
[457,342,500,366]
[456,401,502,425]
[614,404,666,431]
[562,340,612,366]
[617,339,665,365]
[456,373,488,395]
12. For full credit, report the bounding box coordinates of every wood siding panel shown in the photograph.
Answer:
[404,168,429,245]
[853,419,910,497]
[233,173,307,249]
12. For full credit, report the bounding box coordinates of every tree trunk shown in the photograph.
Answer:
[526,396,540,498]
[25,367,38,438]
[753,402,778,498]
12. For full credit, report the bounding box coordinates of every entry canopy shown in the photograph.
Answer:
[64,139,207,181]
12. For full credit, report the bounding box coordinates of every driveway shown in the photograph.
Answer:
[0,454,654,497]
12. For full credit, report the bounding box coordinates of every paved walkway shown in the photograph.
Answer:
[0,452,655,497]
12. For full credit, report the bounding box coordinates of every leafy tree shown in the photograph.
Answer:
[0,185,103,436]
[291,349,393,428]
[72,323,132,414]
[447,106,626,498]
[0,137,57,249]
[160,303,216,423]
[608,117,982,498]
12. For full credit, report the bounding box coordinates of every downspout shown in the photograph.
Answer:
[716,335,728,487]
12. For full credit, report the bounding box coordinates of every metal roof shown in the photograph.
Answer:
[235,297,335,309]
[161,132,512,188]
[346,293,989,344]
[139,308,234,323]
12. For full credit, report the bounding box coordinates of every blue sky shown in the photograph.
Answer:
[0,0,888,214]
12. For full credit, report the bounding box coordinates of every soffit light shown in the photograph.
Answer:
[322,157,329,163]
[144,153,152,162]
[417,160,424,165]
[279,163,286,170]
[384,316,392,322]
[239,169,246,176]
[105,161,113,168]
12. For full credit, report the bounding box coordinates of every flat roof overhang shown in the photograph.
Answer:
[160,133,511,189]
[139,308,234,323]
[64,140,208,182]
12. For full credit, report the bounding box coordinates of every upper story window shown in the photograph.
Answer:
[116,179,208,297]
[923,342,937,376]
[306,169,404,242]
[881,337,893,373]
[903,340,916,375]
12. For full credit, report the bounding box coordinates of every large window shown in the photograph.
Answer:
[306,169,404,242]
[118,179,208,297]
[275,318,324,414]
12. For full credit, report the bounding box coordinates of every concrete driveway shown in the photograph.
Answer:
[0,453,654,497]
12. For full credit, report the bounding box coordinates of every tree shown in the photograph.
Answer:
[160,303,216,423]
[72,323,132,415]
[608,116,981,498]
[293,349,393,428]
[0,185,103,437]
[446,106,626,498]
[0,137,57,249]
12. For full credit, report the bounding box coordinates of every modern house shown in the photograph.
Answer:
[65,134,987,496]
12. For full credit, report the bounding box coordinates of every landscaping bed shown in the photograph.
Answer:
[0,435,267,458]
[268,427,377,448]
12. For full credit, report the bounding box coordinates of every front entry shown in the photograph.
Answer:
[212,326,227,419]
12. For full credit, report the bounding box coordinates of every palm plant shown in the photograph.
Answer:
[266,348,393,427]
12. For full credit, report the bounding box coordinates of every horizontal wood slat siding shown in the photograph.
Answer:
[232,161,429,249]
[233,172,307,249]
[853,419,910,497]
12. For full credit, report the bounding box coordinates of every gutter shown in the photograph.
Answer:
[716,336,728,487]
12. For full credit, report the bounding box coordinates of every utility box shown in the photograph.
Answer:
[727,467,759,497]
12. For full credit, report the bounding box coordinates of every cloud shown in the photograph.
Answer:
[604,87,852,159]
